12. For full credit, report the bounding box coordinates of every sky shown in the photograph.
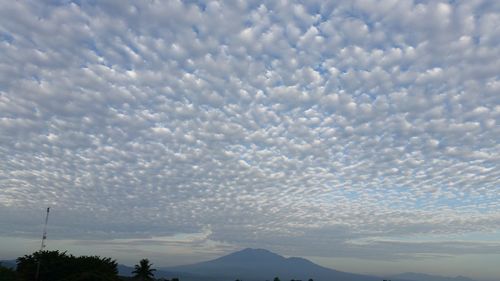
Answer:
[0,0,499,280]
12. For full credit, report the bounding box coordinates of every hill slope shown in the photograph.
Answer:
[391,272,477,281]
[166,248,384,281]
[0,260,16,269]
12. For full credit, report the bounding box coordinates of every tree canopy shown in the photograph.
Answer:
[132,258,156,281]
[15,250,119,281]
[0,263,17,281]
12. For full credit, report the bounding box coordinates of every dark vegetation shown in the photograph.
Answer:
[0,250,319,281]
[11,250,119,281]
[132,259,156,281]
[0,250,165,281]
[2,248,470,281]
[0,262,17,281]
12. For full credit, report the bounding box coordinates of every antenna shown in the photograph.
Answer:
[35,207,50,281]
[39,207,50,251]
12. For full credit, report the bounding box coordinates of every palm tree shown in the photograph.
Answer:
[132,259,156,281]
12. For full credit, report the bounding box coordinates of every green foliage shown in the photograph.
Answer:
[0,263,17,281]
[16,250,119,281]
[16,250,70,281]
[274,277,281,281]
[73,255,118,278]
[132,258,156,281]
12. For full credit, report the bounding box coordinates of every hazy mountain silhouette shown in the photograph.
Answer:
[166,248,384,281]
[391,272,477,281]
[0,260,16,269]
[4,251,482,281]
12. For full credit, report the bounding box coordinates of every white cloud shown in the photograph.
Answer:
[0,0,499,275]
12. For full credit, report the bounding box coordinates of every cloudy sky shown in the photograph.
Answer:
[0,0,499,279]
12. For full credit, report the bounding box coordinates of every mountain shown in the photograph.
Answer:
[117,264,135,276]
[391,272,477,281]
[4,251,483,281]
[166,248,386,281]
[0,260,16,269]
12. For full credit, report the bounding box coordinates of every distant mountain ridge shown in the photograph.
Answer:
[391,272,478,281]
[161,249,483,281]
[3,249,484,281]
[165,248,387,281]
[0,259,16,269]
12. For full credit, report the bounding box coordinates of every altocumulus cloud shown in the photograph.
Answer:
[0,0,499,266]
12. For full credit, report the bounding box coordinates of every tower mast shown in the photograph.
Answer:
[39,207,50,251]
[35,207,50,281]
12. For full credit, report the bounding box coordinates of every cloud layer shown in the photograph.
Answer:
[0,0,499,271]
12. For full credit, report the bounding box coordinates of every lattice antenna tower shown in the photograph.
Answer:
[39,207,50,251]
[35,207,50,281]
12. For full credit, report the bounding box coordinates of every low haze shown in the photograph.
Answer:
[0,1,499,280]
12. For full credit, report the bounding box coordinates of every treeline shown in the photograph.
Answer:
[0,250,161,281]
[1,251,317,281]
